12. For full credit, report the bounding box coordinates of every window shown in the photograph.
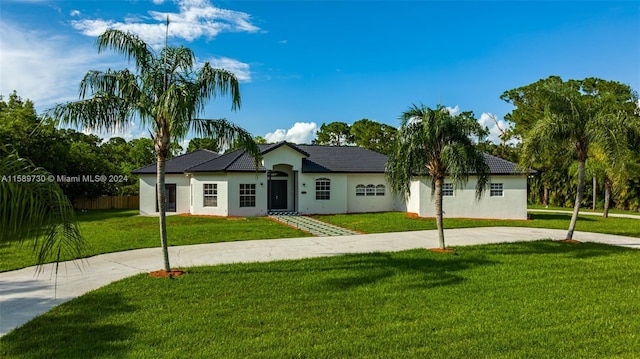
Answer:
[356,184,365,196]
[442,183,454,197]
[376,184,386,196]
[203,183,217,207]
[490,183,503,197]
[366,184,376,196]
[316,178,330,200]
[240,183,256,207]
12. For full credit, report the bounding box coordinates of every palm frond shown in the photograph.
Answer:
[0,149,85,269]
[198,64,242,111]
[97,29,154,72]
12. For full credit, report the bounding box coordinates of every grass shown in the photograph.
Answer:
[2,241,640,358]
[0,210,312,272]
[3,209,639,272]
[313,211,640,238]
[528,203,640,216]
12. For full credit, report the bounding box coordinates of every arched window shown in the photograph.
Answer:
[376,184,385,196]
[366,184,375,196]
[356,184,365,196]
[316,178,331,200]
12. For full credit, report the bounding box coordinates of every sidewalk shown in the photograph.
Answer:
[2,227,639,337]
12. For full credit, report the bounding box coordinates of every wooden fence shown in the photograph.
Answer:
[74,196,139,210]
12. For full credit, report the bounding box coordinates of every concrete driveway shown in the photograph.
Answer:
[1,226,639,337]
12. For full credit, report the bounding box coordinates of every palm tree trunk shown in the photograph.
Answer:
[434,177,446,249]
[543,186,549,207]
[156,150,171,273]
[566,160,586,240]
[592,175,597,211]
[603,178,612,218]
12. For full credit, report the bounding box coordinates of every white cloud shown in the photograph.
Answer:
[478,112,517,145]
[265,122,317,144]
[70,10,80,16]
[70,0,260,48]
[445,105,460,115]
[0,21,114,111]
[152,0,165,4]
[207,57,251,82]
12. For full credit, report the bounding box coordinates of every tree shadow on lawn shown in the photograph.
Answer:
[528,212,598,221]
[74,209,139,222]
[205,250,497,291]
[466,239,632,260]
[0,292,139,358]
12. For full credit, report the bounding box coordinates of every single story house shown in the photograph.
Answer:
[132,141,528,219]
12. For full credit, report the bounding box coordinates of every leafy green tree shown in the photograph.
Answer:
[313,121,353,146]
[386,104,490,249]
[186,137,219,153]
[0,92,69,175]
[515,76,639,240]
[350,118,397,155]
[50,28,259,273]
[0,149,84,268]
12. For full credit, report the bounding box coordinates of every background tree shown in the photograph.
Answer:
[50,27,260,274]
[515,76,639,240]
[386,104,490,249]
[313,121,353,146]
[350,118,397,155]
[186,137,220,153]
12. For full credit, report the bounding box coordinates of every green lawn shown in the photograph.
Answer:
[313,211,640,238]
[3,210,639,273]
[528,203,640,216]
[0,210,312,272]
[2,241,639,358]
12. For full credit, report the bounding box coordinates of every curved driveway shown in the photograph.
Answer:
[2,226,639,337]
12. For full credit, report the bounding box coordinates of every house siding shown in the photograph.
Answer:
[408,175,528,219]
[139,174,190,215]
[346,174,397,213]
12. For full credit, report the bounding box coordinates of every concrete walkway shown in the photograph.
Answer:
[269,215,361,236]
[2,227,639,337]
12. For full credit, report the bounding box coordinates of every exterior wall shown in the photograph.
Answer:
[263,146,304,172]
[297,173,348,215]
[226,172,269,216]
[408,175,528,219]
[190,173,230,216]
[139,173,190,215]
[346,174,397,213]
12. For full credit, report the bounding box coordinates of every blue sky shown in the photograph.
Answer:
[1,0,638,146]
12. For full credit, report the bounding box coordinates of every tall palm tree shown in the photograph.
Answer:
[520,78,639,240]
[386,104,490,249]
[51,29,260,273]
[0,149,84,270]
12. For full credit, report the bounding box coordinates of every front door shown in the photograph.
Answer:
[165,184,177,212]
[269,181,287,210]
[157,184,177,212]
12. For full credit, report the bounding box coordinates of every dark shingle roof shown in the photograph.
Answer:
[482,153,523,175]
[133,142,525,175]
[131,149,219,174]
[298,145,387,173]
[186,149,266,172]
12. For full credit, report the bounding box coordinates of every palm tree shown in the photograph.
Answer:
[51,28,260,273]
[386,104,490,249]
[520,78,639,240]
[0,149,84,270]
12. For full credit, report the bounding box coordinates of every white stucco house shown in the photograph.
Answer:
[132,141,529,219]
